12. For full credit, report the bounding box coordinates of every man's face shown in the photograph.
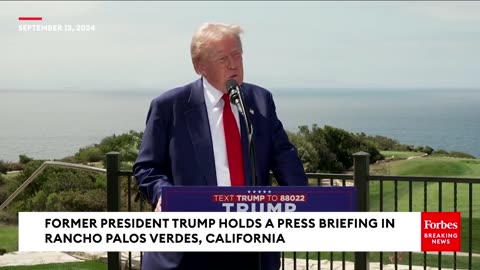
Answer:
[198,35,244,93]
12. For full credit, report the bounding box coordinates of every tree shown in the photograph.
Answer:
[75,146,103,163]
[46,193,63,211]
[31,190,48,211]
[287,131,319,173]
[19,154,33,165]
[298,124,345,172]
[0,160,8,174]
[293,124,384,173]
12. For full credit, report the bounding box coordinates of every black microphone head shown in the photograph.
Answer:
[225,79,239,94]
[225,79,241,105]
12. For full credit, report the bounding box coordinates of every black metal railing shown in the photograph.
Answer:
[368,175,478,270]
[106,152,479,270]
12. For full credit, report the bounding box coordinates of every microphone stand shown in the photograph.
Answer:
[236,90,257,187]
[230,86,261,270]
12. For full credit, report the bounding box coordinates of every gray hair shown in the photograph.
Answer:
[191,23,244,74]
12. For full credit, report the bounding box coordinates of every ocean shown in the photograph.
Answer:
[1,88,479,162]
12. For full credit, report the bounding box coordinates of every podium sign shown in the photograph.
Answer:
[161,186,356,212]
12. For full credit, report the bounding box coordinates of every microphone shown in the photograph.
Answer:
[225,79,244,115]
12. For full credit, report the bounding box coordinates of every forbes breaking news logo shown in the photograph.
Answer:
[421,212,461,252]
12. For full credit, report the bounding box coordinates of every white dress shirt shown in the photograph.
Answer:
[203,78,241,186]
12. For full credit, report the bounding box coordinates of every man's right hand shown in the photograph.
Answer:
[155,197,162,212]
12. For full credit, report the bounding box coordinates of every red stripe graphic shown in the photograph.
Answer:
[19,17,43,21]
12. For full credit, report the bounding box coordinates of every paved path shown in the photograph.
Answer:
[0,251,82,267]
[0,251,475,269]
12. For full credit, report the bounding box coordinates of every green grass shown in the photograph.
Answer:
[369,157,480,219]
[5,172,20,180]
[368,156,480,254]
[368,181,480,253]
[387,157,480,177]
[284,251,480,269]
[369,181,480,216]
[0,261,106,270]
[381,151,425,159]
[0,226,18,252]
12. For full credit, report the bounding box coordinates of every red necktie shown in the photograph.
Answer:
[222,94,245,186]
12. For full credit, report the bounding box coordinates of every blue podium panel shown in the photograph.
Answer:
[161,186,356,212]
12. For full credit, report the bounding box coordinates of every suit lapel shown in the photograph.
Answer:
[185,79,217,186]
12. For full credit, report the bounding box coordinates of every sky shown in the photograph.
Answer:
[1,1,480,90]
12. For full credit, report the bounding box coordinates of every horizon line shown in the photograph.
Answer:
[1,86,480,92]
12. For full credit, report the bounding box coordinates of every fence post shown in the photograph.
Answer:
[353,151,370,270]
[106,152,121,270]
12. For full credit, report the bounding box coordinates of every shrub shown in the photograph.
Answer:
[46,193,63,211]
[7,163,25,171]
[6,161,108,212]
[293,124,383,173]
[433,149,449,156]
[31,190,48,211]
[60,156,77,163]
[287,131,319,173]
[0,161,8,174]
[19,154,33,164]
[423,146,434,155]
[448,151,476,159]
[75,146,103,163]
[297,124,340,172]
[322,125,383,170]
[0,211,17,225]
[57,189,107,211]
[7,161,102,205]
[364,135,400,150]
[0,190,8,205]
[7,160,46,198]
[98,130,143,167]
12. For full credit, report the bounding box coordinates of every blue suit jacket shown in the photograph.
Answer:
[134,78,307,270]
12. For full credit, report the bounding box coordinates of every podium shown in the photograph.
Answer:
[161,186,356,270]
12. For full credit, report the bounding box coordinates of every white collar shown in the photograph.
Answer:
[203,78,225,108]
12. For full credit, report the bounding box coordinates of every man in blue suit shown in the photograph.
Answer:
[134,22,307,270]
